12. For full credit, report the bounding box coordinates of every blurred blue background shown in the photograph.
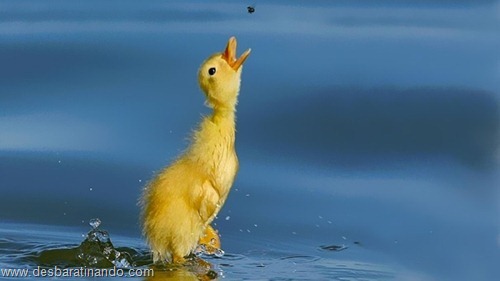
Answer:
[0,0,499,280]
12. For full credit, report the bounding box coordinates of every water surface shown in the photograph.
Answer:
[0,0,499,280]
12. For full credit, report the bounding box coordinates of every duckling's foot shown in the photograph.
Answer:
[198,225,221,249]
[197,225,224,257]
[172,255,186,264]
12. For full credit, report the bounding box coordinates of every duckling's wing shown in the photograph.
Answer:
[198,180,220,224]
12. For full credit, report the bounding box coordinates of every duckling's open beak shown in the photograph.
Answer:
[222,36,251,71]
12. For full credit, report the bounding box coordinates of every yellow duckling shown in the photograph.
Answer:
[141,36,250,264]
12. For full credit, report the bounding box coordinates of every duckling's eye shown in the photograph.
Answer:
[208,67,216,76]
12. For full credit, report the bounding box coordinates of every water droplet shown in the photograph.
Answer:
[342,236,347,240]
[113,257,131,268]
[318,215,323,219]
[89,187,93,191]
[214,248,225,257]
[138,179,142,183]
[225,216,230,221]
[58,160,62,163]
[89,218,101,229]
[96,231,109,243]
[103,247,112,256]
[245,194,250,197]
[254,224,258,227]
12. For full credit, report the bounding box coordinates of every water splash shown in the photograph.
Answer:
[89,218,101,229]
[194,244,225,258]
[77,218,135,268]
[35,218,135,268]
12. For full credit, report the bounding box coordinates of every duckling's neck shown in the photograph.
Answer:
[189,104,237,165]
[211,105,236,125]
[208,105,236,148]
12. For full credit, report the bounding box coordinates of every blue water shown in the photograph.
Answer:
[0,0,499,280]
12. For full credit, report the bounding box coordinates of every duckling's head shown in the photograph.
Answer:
[198,36,251,110]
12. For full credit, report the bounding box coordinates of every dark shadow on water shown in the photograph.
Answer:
[319,244,348,252]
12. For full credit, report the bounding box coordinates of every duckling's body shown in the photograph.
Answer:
[141,37,250,263]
